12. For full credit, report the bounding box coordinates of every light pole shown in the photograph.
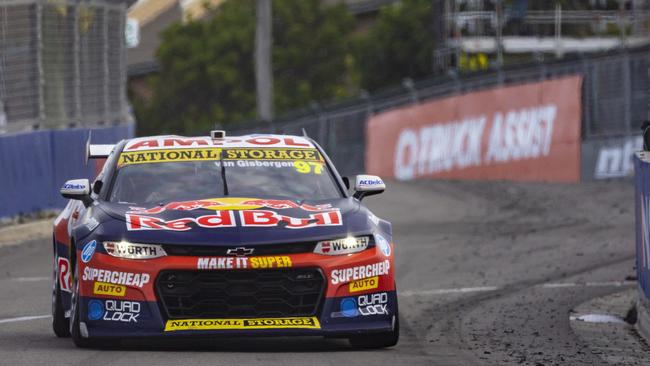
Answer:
[255,0,274,122]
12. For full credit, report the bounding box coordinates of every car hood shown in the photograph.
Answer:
[95,197,375,246]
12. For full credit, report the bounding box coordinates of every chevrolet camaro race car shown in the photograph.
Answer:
[52,131,398,348]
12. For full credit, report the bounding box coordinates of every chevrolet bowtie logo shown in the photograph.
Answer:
[226,247,255,257]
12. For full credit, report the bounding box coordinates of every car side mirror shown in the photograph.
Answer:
[353,175,385,200]
[60,179,93,206]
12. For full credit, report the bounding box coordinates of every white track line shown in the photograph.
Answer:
[0,315,50,324]
[401,281,636,297]
[9,277,49,282]
[541,281,636,289]
[570,314,627,324]
[401,286,499,297]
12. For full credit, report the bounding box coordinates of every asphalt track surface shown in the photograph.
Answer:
[0,180,643,365]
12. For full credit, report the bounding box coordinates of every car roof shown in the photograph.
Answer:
[122,134,316,152]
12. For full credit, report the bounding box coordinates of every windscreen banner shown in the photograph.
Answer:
[366,76,583,182]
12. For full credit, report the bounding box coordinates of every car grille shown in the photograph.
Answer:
[162,242,317,256]
[156,268,325,319]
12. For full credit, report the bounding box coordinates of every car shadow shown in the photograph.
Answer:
[107,336,359,352]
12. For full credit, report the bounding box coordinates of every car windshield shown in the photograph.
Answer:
[108,147,342,204]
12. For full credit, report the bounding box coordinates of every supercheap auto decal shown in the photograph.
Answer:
[330,260,391,285]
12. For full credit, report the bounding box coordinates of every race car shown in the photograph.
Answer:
[52,131,398,348]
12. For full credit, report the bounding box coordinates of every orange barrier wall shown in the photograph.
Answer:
[366,76,583,182]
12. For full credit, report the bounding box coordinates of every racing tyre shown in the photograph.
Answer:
[70,262,94,348]
[349,311,400,349]
[52,255,70,337]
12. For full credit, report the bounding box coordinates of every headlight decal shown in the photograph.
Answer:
[103,241,167,259]
[313,236,369,256]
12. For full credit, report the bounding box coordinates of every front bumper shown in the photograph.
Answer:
[78,244,396,338]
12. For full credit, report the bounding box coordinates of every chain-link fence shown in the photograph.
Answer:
[232,47,650,176]
[0,0,130,134]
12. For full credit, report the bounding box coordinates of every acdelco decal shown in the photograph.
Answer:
[197,256,292,270]
[164,317,320,331]
[330,260,390,285]
[82,267,150,288]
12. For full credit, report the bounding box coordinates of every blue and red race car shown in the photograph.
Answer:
[52,132,397,348]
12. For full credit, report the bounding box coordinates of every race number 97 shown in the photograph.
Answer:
[294,161,323,175]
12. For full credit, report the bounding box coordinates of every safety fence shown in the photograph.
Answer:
[0,124,133,219]
[0,0,130,134]
[232,47,650,178]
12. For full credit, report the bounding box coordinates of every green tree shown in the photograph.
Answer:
[136,0,354,136]
[355,0,434,91]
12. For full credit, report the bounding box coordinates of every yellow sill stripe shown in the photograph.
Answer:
[164,317,321,332]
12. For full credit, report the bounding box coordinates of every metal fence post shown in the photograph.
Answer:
[119,3,128,122]
[623,52,632,134]
[0,5,6,107]
[327,112,336,157]
[103,4,110,125]
[35,0,44,129]
[73,3,81,125]
[360,90,373,116]
[311,102,327,148]
[582,57,592,138]
[402,78,419,103]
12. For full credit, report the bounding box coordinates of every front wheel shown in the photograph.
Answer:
[349,301,400,349]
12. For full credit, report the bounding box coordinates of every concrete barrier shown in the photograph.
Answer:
[0,124,134,219]
[634,151,650,340]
